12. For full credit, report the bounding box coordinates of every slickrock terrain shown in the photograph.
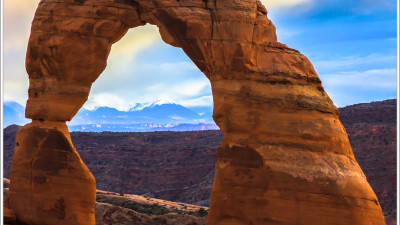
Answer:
[4,100,396,224]
[8,0,386,224]
[95,190,208,225]
[3,178,208,225]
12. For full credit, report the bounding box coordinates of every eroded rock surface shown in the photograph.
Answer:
[9,121,96,224]
[3,179,17,225]
[95,190,208,225]
[4,100,396,224]
[9,0,386,224]
[4,178,207,225]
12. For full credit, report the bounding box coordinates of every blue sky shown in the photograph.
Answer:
[267,0,398,107]
[3,0,398,113]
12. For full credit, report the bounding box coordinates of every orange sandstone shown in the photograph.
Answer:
[9,0,386,224]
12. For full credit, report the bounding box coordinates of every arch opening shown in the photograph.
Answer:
[68,24,215,130]
[8,0,386,225]
[65,23,218,210]
[94,24,207,106]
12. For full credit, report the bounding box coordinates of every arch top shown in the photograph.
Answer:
[25,0,278,121]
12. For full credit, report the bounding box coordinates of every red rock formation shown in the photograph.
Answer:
[95,190,208,225]
[4,178,207,225]
[95,202,206,225]
[9,0,386,224]
[3,184,17,225]
[9,121,96,224]
[4,98,396,223]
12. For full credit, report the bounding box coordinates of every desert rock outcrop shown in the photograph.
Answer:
[4,178,207,225]
[4,100,396,224]
[9,0,386,224]
[95,190,208,225]
[9,121,96,224]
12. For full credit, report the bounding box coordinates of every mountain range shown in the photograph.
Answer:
[3,99,217,131]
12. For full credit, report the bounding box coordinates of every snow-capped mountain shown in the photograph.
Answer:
[67,98,216,131]
[3,99,217,131]
[129,97,177,111]
[70,99,211,125]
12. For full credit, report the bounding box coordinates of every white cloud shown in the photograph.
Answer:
[5,0,395,114]
[322,69,397,88]
[84,64,211,110]
[84,93,131,111]
[321,68,397,106]
[314,54,397,73]
[3,0,41,106]
[159,62,198,72]
[107,25,161,66]
[3,1,162,106]
[4,0,40,53]
[3,77,29,106]
[275,27,302,40]
[83,25,212,110]
[179,96,213,107]
[261,0,313,10]
[168,79,211,97]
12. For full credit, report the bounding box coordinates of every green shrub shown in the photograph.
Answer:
[198,208,208,217]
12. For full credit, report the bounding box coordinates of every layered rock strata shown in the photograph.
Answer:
[9,0,386,224]
[4,178,207,225]
[95,190,208,225]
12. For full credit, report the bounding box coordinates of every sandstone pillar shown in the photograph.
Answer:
[206,44,386,224]
[9,0,386,224]
[10,121,96,224]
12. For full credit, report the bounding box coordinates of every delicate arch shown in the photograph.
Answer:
[9,0,385,224]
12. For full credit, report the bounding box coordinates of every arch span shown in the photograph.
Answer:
[9,0,386,224]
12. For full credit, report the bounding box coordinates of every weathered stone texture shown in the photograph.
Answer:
[9,0,386,224]
[9,121,96,224]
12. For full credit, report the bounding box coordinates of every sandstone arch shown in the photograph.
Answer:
[9,0,386,224]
